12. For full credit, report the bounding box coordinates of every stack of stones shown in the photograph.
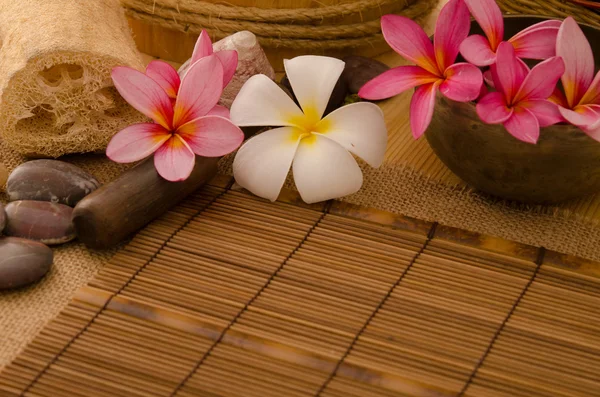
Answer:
[0,160,100,290]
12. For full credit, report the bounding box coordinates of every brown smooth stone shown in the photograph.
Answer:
[341,55,390,94]
[0,237,53,290]
[0,203,5,234]
[425,16,600,204]
[7,160,100,206]
[4,201,76,245]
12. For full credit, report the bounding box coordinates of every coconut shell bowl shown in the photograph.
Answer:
[425,16,600,204]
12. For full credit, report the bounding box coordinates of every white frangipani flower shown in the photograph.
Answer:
[230,55,388,204]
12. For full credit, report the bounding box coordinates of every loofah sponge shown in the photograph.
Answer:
[0,0,147,158]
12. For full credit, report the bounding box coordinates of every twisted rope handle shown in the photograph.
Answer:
[122,0,438,50]
[121,0,416,23]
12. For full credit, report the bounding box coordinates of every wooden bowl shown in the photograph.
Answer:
[568,0,600,10]
[425,16,600,204]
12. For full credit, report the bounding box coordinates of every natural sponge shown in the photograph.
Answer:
[0,0,147,158]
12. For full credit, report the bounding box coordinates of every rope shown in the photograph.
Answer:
[121,0,439,50]
[121,0,417,24]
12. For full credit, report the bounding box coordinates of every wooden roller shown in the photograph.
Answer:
[72,156,219,249]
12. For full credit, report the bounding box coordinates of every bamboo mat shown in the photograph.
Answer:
[1,175,598,397]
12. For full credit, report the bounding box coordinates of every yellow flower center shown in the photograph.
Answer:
[287,105,332,145]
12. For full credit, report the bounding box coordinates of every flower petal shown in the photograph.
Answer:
[585,110,600,131]
[191,30,213,64]
[517,58,531,74]
[317,102,388,167]
[483,69,495,88]
[514,56,565,102]
[206,105,230,118]
[557,17,595,107]
[111,66,174,130]
[410,81,441,139]
[153,135,196,182]
[581,122,600,142]
[517,19,562,34]
[381,14,439,75]
[579,70,600,105]
[492,42,528,104]
[215,50,238,88]
[173,55,223,128]
[439,63,483,102]
[510,24,560,60]
[558,104,600,127]
[358,66,440,100]
[477,83,489,101]
[434,0,471,72]
[283,56,345,120]
[230,74,304,127]
[549,87,569,107]
[146,60,181,99]
[503,107,540,144]
[476,92,513,124]
[459,35,497,67]
[465,0,504,51]
[519,99,563,127]
[292,134,363,204]
[106,123,171,163]
[233,127,300,201]
[176,115,244,157]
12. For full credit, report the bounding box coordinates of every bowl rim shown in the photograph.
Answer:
[494,14,599,31]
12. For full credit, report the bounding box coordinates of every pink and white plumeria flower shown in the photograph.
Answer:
[553,17,600,141]
[358,0,482,138]
[107,55,244,182]
[230,56,387,204]
[145,29,237,118]
[179,30,238,87]
[460,0,560,66]
[476,42,565,143]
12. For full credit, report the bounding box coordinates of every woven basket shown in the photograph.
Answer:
[122,0,439,70]
[497,0,600,28]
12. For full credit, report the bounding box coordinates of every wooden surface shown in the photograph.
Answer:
[0,176,598,396]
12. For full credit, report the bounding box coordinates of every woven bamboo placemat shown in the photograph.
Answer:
[4,0,600,383]
[1,175,598,397]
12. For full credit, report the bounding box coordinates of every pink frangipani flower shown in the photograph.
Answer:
[476,42,565,144]
[144,30,238,118]
[460,0,561,66]
[553,17,600,141]
[107,55,244,182]
[185,30,238,88]
[359,0,482,138]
